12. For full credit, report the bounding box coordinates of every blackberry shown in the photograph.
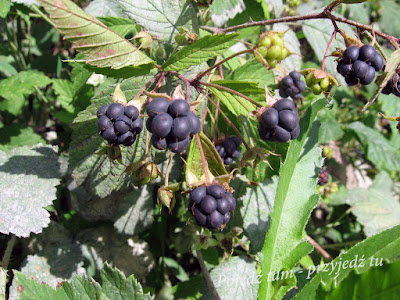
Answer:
[146,98,201,153]
[188,184,236,229]
[381,75,400,98]
[258,99,300,143]
[215,136,242,166]
[96,103,143,146]
[337,44,385,86]
[279,71,306,100]
[318,168,329,185]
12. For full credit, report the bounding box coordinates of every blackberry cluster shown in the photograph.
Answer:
[258,99,300,143]
[215,136,242,166]
[188,185,236,229]
[146,98,201,153]
[318,168,329,185]
[381,76,400,98]
[337,44,384,86]
[97,103,143,146]
[279,71,306,100]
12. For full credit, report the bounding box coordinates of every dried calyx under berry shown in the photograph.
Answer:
[216,136,242,166]
[258,98,300,142]
[381,73,400,98]
[279,71,306,100]
[337,44,385,86]
[146,98,201,153]
[188,184,236,229]
[97,103,143,146]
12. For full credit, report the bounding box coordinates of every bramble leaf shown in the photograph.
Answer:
[162,34,238,71]
[0,145,60,237]
[39,0,154,69]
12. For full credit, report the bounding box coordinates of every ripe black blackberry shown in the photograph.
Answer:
[215,136,242,166]
[188,185,236,229]
[258,99,300,143]
[279,71,306,100]
[337,44,385,86]
[97,103,143,146]
[146,98,201,153]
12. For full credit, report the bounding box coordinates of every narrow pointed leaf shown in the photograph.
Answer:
[258,98,326,299]
[39,0,154,69]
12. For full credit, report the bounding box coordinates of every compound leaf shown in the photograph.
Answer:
[119,0,199,43]
[162,34,238,71]
[39,0,154,69]
[0,145,60,237]
[258,98,326,299]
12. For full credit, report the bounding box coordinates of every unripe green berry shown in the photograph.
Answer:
[257,46,269,58]
[280,48,289,60]
[267,45,282,60]
[260,37,271,47]
[267,59,278,68]
[270,35,285,48]
[319,77,330,90]
[311,83,322,95]
[305,73,315,87]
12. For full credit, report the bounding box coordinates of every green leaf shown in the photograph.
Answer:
[0,124,46,153]
[347,121,400,172]
[264,0,283,18]
[294,225,400,299]
[207,81,264,116]
[172,276,203,300]
[15,263,151,300]
[319,260,400,299]
[39,0,154,69]
[113,185,154,235]
[162,34,238,71]
[0,145,60,237]
[317,106,344,143]
[0,59,17,77]
[209,0,246,26]
[100,263,151,299]
[84,0,128,18]
[185,132,227,186]
[0,0,11,18]
[330,172,400,237]
[0,71,51,115]
[240,176,278,254]
[119,0,199,43]
[68,75,154,199]
[225,60,276,89]
[202,256,259,300]
[258,98,326,300]
[380,0,400,37]
[97,16,139,37]
[379,94,400,148]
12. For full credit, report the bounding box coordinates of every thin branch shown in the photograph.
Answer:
[1,235,17,300]
[321,30,337,72]
[164,153,175,186]
[196,250,221,300]
[206,95,251,150]
[306,235,332,261]
[195,48,254,80]
[133,72,163,100]
[213,61,224,143]
[195,133,210,184]
[199,81,263,108]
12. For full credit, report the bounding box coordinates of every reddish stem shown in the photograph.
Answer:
[195,133,210,183]
[321,30,337,72]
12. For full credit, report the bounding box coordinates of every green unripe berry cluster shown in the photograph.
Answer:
[305,73,331,95]
[255,32,291,68]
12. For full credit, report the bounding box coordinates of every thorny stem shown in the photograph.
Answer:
[164,153,175,187]
[201,11,400,45]
[306,235,332,261]
[199,81,263,108]
[1,235,17,300]
[195,133,210,184]
[207,95,251,150]
[321,30,338,72]
[196,250,221,300]
[195,48,254,80]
